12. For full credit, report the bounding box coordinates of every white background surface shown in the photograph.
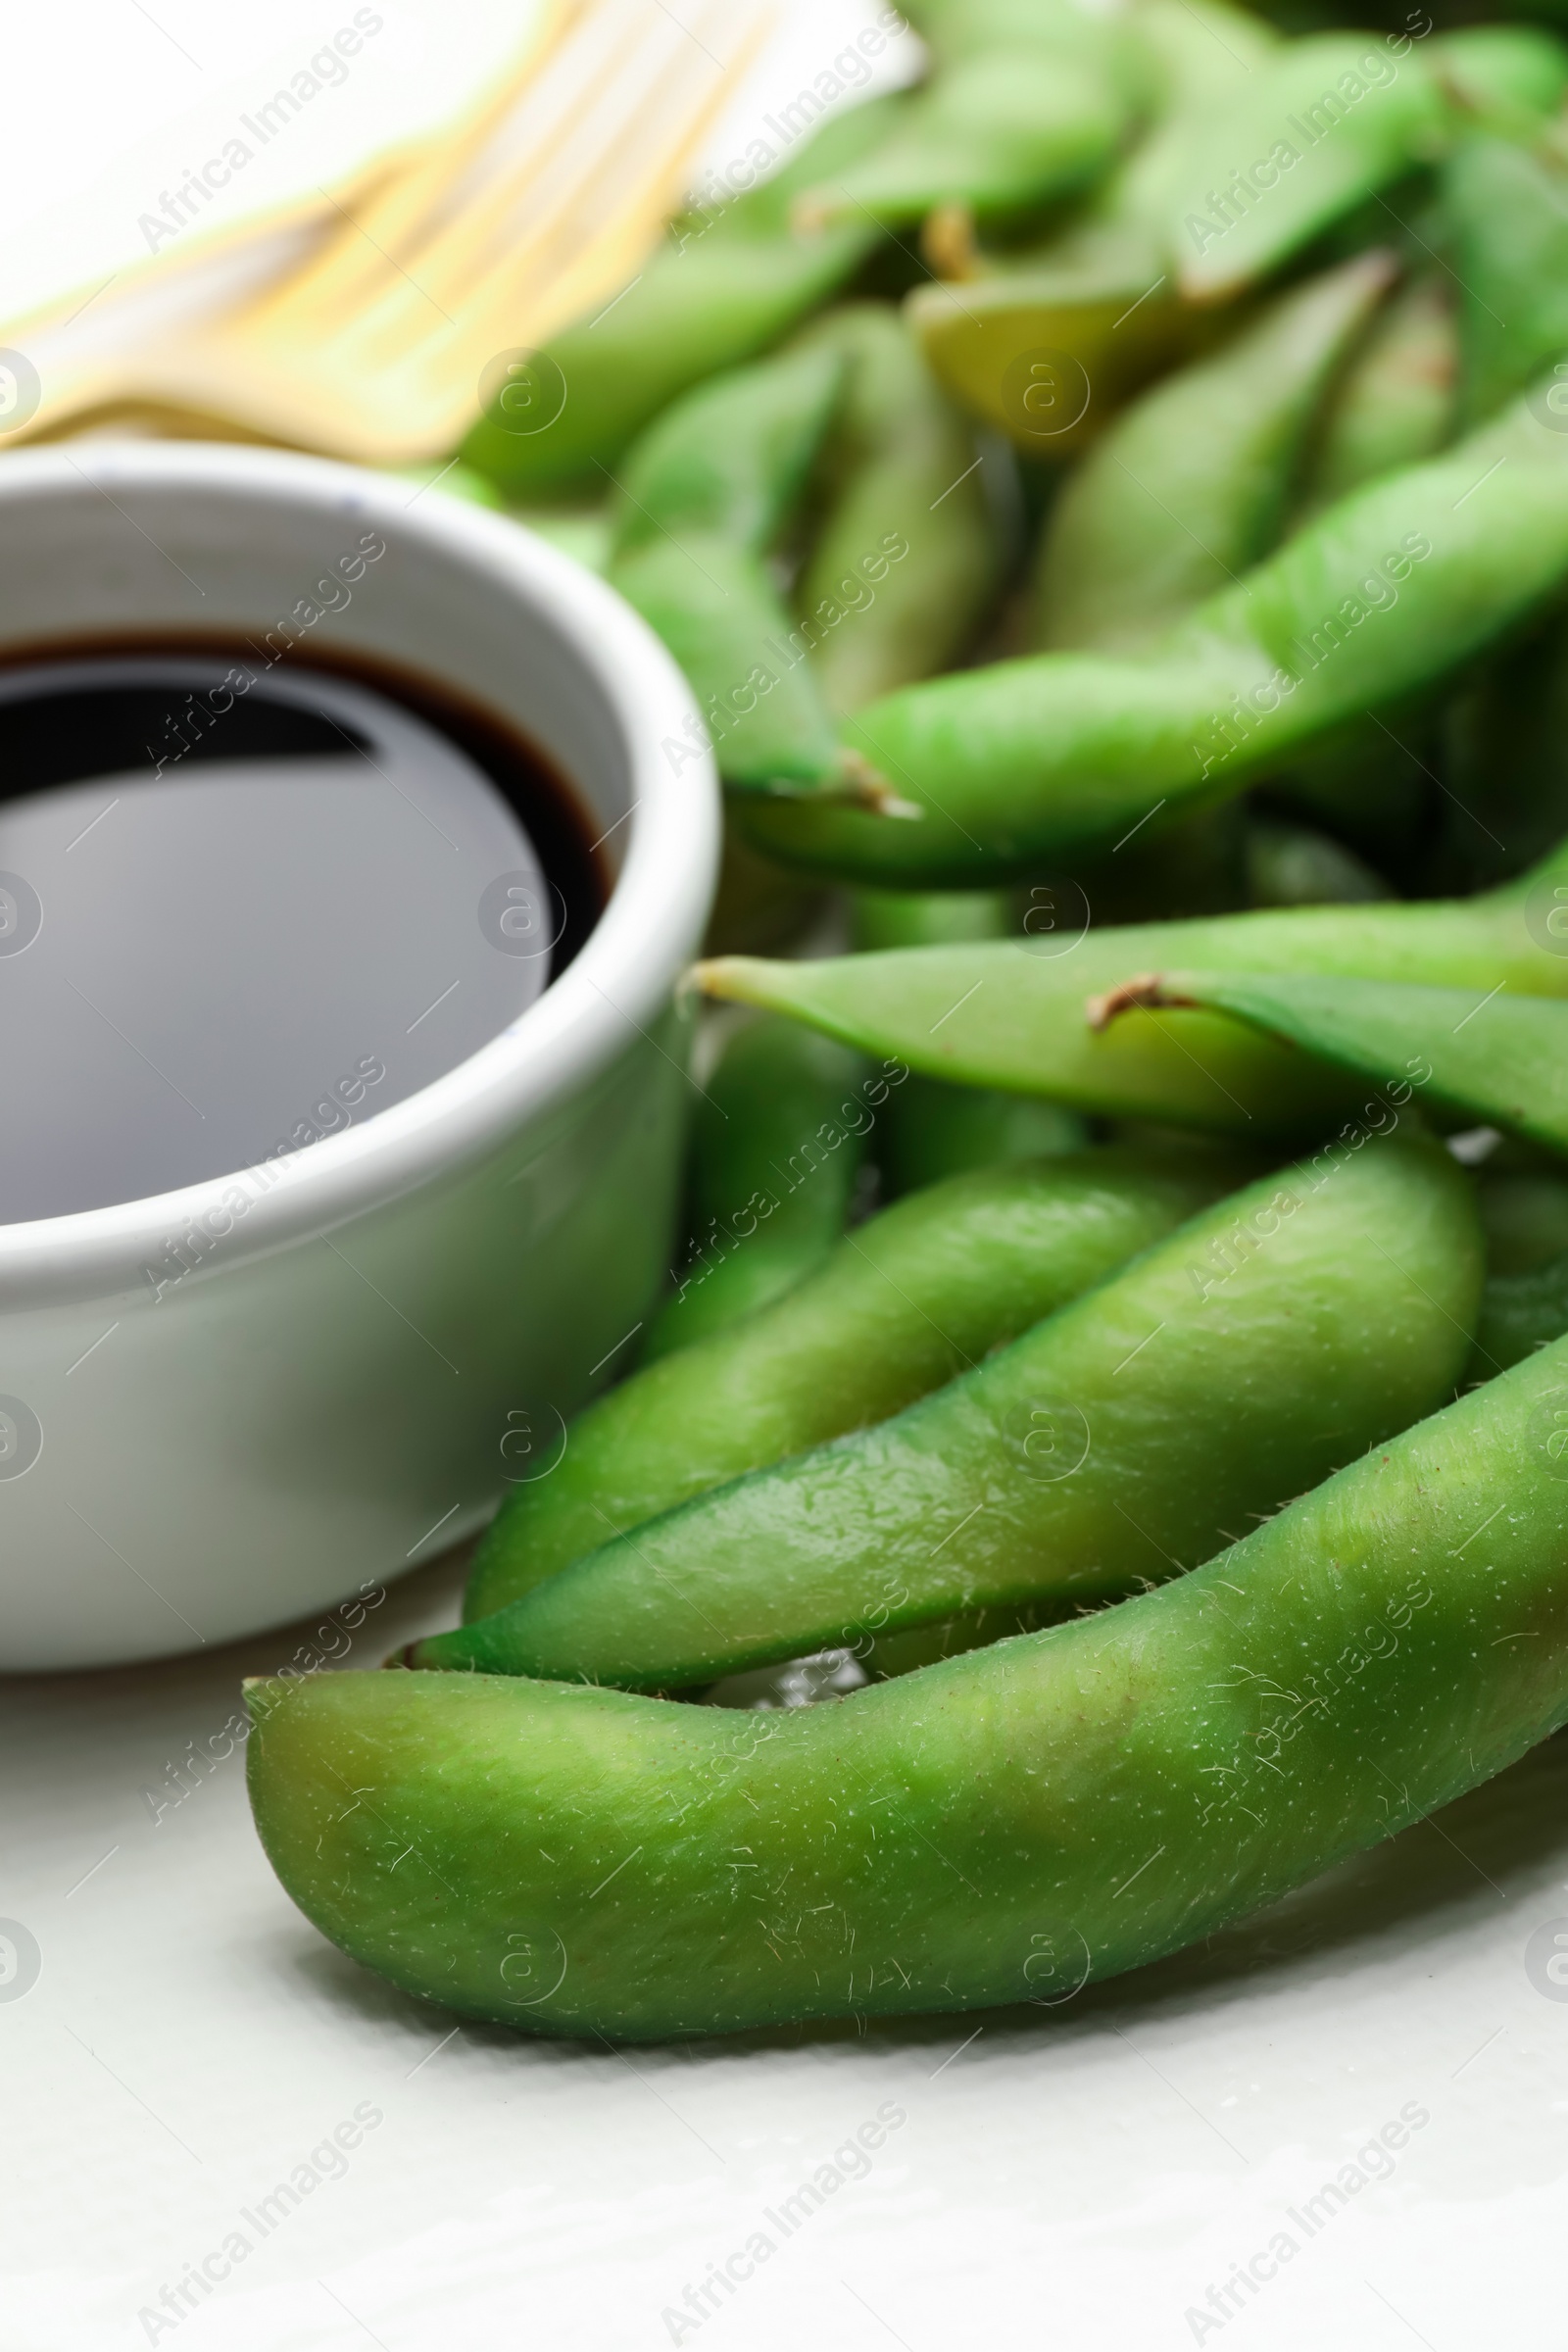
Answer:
[4,5,1567,2349]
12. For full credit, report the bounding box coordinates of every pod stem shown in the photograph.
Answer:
[790,191,840,235]
[1085,972,1194,1029]
[921,202,981,280]
[728,750,919,816]
[841,747,923,816]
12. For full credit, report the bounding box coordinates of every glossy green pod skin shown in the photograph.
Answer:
[1446,132,1568,425]
[1029,252,1396,653]
[465,1150,1228,1623]
[696,835,1568,1137]
[459,100,899,497]
[416,1140,1480,1690]
[737,386,1568,884]
[247,1331,1568,2039]
[1297,272,1456,511]
[851,886,1088,1188]
[797,0,1146,232]
[642,1017,867,1365]
[606,346,846,793]
[793,307,1004,715]
[1167,34,1447,304]
[1099,968,1568,1155]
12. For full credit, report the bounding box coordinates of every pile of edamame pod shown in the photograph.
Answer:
[250,0,1568,2040]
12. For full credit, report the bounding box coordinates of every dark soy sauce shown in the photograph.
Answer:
[0,642,606,1221]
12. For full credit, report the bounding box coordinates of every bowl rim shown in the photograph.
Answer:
[0,440,719,1299]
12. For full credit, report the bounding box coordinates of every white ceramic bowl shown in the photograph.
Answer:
[0,442,718,1671]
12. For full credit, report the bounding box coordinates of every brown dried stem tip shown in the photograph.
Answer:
[1085,972,1197,1031]
[920,203,980,281]
[741,754,918,817]
[838,747,922,817]
[790,190,837,235]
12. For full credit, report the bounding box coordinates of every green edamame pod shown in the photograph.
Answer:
[851,885,1088,1187]
[642,1016,866,1365]
[1029,252,1396,654]
[1298,273,1455,511]
[855,1597,1059,1684]
[1446,130,1568,426]
[249,1331,1568,2037]
[792,306,1004,714]
[1470,1247,1568,1376]
[460,99,901,496]
[465,1149,1228,1622]
[697,832,1568,1135]
[416,1138,1478,1690]
[612,346,837,549]
[1015,163,1336,891]
[736,381,1568,884]
[796,0,1147,234]
[1436,25,1568,137]
[907,247,1186,464]
[907,0,1277,455]
[1125,0,1282,129]
[606,347,848,795]
[1080,0,1280,250]
[1169,34,1447,304]
[1269,214,1463,654]
[1096,967,1568,1155]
